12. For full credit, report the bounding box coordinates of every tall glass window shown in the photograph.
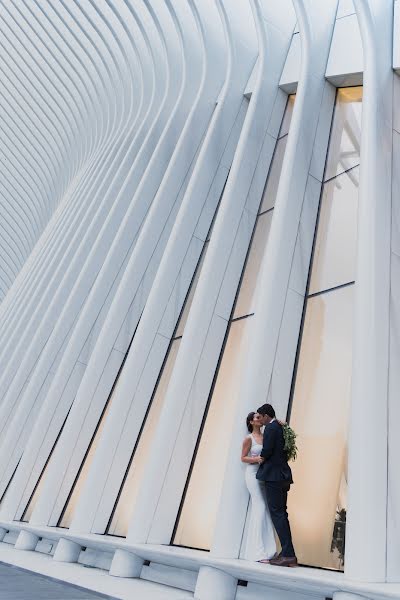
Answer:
[173,96,295,550]
[18,108,218,527]
[287,87,362,571]
[0,460,20,511]
[58,387,117,528]
[20,412,70,522]
[56,322,140,528]
[58,139,232,533]
[20,324,141,525]
[59,309,176,530]
[105,215,218,536]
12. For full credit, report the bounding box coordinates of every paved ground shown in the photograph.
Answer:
[0,543,194,600]
[0,562,116,600]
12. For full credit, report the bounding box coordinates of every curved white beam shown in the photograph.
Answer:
[211,0,338,560]
[118,0,295,547]
[0,2,397,599]
[346,0,393,584]
[48,0,255,538]
[0,0,152,499]
[37,0,227,532]
[0,0,205,523]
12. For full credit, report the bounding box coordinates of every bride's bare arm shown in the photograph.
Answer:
[241,437,262,464]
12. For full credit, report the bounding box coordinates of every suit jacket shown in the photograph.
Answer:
[256,420,293,484]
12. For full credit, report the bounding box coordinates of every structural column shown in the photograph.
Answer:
[124,0,295,548]
[194,567,236,600]
[14,530,39,551]
[211,0,338,559]
[53,538,82,563]
[345,0,393,583]
[109,549,144,578]
[387,73,400,582]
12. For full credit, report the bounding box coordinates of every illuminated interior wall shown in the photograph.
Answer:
[58,394,115,529]
[287,87,362,571]
[106,221,214,536]
[106,340,182,537]
[20,414,70,523]
[55,171,226,536]
[172,96,295,550]
[20,129,219,530]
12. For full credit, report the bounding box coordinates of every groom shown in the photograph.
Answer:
[256,403,297,567]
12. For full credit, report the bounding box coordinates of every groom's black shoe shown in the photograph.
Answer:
[269,556,297,567]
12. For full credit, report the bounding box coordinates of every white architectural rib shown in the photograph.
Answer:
[24,0,226,529]
[0,2,398,599]
[0,0,152,352]
[0,0,195,516]
[1,5,76,189]
[0,0,170,481]
[346,0,393,584]
[0,0,144,335]
[0,0,141,300]
[211,0,339,560]
[0,1,141,398]
[46,0,255,537]
[0,1,131,304]
[6,1,87,179]
[0,3,142,460]
[116,0,295,547]
[388,58,400,587]
[0,59,59,216]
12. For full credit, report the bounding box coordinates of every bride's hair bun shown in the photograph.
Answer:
[246,412,255,433]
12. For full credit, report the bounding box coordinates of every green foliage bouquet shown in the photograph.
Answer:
[282,423,298,462]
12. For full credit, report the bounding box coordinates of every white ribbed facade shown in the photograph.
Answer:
[0,1,398,599]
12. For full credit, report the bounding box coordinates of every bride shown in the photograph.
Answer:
[241,411,277,562]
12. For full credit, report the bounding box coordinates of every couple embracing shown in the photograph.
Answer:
[241,403,297,568]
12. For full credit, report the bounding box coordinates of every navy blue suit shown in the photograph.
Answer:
[256,420,295,557]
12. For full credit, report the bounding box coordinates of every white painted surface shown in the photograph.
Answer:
[0,1,398,598]
[326,14,363,85]
[387,122,400,581]
[211,0,338,561]
[345,0,393,583]
[125,0,295,548]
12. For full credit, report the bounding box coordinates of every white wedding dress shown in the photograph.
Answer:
[244,434,277,561]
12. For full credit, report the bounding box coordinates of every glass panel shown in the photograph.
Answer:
[288,285,354,570]
[279,94,295,138]
[176,169,229,337]
[324,87,362,182]
[22,463,49,522]
[58,390,116,528]
[173,317,252,549]
[309,167,359,295]
[175,247,207,338]
[56,299,146,527]
[259,94,294,213]
[22,417,69,523]
[233,211,273,319]
[0,462,19,511]
[107,338,181,536]
[260,136,288,213]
